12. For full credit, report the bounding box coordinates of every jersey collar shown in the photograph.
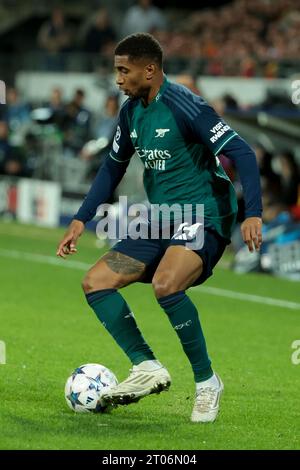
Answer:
[140,75,169,110]
[153,75,169,103]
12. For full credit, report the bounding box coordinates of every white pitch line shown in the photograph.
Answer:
[0,248,299,311]
[0,248,90,270]
[194,286,300,311]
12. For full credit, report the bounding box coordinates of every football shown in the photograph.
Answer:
[65,363,118,413]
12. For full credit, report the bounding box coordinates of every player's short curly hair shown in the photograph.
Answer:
[115,33,163,69]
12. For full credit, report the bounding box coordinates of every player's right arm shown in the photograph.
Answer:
[56,219,85,258]
[56,102,134,258]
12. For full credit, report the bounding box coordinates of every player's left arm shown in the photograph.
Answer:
[220,135,262,252]
[184,100,262,252]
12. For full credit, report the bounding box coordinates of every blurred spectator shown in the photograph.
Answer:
[0,121,26,177]
[0,0,299,77]
[5,87,31,132]
[93,94,119,143]
[260,89,297,111]
[1,0,300,77]
[121,0,167,38]
[23,132,40,177]
[83,8,116,55]
[175,73,200,95]
[240,57,256,78]
[275,150,300,207]
[81,94,120,179]
[254,143,280,197]
[154,0,300,78]
[262,198,289,225]
[48,87,64,113]
[61,89,91,158]
[37,8,72,70]
[0,121,10,173]
[222,94,239,111]
[45,87,65,128]
[210,93,240,119]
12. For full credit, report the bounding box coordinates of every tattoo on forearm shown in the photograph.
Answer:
[102,251,145,275]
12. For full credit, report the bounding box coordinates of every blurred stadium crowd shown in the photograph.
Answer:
[0,0,300,76]
[0,0,299,232]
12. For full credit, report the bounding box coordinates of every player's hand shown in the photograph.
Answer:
[240,217,262,253]
[56,219,85,259]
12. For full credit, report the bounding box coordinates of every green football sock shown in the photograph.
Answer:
[158,291,213,382]
[86,289,155,365]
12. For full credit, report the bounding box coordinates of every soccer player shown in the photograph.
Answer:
[57,33,262,423]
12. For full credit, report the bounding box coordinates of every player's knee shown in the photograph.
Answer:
[81,273,93,293]
[152,272,178,299]
[81,271,121,294]
[81,272,98,294]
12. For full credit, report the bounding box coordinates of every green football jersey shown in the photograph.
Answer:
[109,77,239,240]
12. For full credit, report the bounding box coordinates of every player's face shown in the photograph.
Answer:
[114,55,151,99]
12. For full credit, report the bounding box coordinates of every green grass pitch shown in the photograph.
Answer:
[0,220,299,450]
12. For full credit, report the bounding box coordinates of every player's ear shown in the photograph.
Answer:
[145,63,156,80]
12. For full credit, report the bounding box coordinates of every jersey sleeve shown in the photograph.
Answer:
[162,85,262,219]
[185,100,237,155]
[221,135,263,218]
[162,86,237,155]
[73,155,130,223]
[73,102,135,224]
[109,102,135,163]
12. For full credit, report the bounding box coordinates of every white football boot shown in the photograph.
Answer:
[191,373,224,423]
[102,360,171,406]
